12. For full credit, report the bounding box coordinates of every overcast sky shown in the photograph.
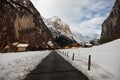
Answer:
[30,0,115,36]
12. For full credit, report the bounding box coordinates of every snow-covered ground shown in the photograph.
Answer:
[58,39,120,80]
[0,50,51,80]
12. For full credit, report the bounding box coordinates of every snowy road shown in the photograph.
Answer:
[24,51,88,80]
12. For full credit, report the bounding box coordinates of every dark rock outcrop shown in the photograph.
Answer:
[100,0,120,43]
[0,0,52,51]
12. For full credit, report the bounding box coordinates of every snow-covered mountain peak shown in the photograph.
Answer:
[49,16,61,22]
[43,16,73,39]
[73,32,100,43]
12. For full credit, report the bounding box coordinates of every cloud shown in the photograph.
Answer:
[79,15,106,35]
[30,0,115,35]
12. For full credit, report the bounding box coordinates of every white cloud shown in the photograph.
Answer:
[69,13,110,36]
[79,15,105,35]
[30,0,115,36]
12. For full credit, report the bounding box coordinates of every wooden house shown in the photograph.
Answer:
[17,44,29,52]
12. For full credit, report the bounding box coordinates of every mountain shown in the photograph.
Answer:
[100,0,120,43]
[73,32,100,43]
[43,16,100,46]
[43,16,79,48]
[43,16,73,39]
[0,0,53,51]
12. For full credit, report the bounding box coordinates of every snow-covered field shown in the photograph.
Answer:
[0,39,120,80]
[0,50,51,80]
[58,39,120,80]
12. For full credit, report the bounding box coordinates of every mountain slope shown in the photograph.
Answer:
[73,32,99,43]
[100,0,120,43]
[44,16,73,39]
[44,16,79,48]
[0,0,52,51]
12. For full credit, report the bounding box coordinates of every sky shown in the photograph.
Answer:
[30,0,115,36]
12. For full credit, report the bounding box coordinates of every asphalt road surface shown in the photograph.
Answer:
[24,51,89,80]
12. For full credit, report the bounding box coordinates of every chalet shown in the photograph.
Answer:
[85,43,92,47]
[17,44,29,52]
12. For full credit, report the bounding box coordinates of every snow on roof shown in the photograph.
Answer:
[12,42,19,46]
[17,44,29,47]
[86,43,92,46]
[47,41,54,47]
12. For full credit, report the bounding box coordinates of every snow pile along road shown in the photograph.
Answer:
[58,39,120,80]
[0,51,51,80]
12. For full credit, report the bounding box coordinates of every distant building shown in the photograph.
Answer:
[17,44,29,52]
[85,43,92,47]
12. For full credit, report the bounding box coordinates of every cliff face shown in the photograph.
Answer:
[0,0,52,51]
[100,0,120,43]
[44,16,73,40]
[44,16,78,48]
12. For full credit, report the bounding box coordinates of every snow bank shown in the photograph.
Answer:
[0,51,51,80]
[58,39,120,80]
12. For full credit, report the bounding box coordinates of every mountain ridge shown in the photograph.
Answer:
[73,32,100,43]
[44,16,79,48]
[100,0,120,43]
[43,16,73,39]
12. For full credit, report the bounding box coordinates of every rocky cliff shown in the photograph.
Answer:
[44,16,73,39]
[100,0,120,43]
[44,16,79,48]
[0,0,52,51]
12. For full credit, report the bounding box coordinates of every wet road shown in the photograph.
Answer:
[24,51,89,80]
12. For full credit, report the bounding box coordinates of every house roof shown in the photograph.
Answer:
[12,42,19,46]
[86,43,92,46]
[17,44,29,47]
